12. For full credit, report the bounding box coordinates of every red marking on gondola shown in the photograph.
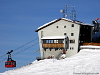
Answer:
[5,61,16,68]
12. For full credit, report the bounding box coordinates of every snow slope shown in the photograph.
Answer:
[0,46,100,75]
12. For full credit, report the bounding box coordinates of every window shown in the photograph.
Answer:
[46,40,49,43]
[72,47,74,50]
[70,39,75,43]
[48,40,51,43]
[50,48,52,51]
[87,26,88,29]
[55,48,58,51]
[72,24,74,27]
[56,26,58,28]
[58,40,63,43]
[71,33,74,36]
[41,31,43,38]
[44,48,46,51]
[56,40,59,43]
[43,40,46,43]
[54,40,56,43]
[64,26,66,28]
[70,47,74,50]
[43,40,64,43]
[64,33,67,35]
[50,40,54,43]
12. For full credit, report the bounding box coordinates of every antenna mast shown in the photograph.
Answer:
[60,4,68,18]
[70,6,76,20]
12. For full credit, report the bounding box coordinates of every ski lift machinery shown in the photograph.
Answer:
[92,18,100,33]
[5,50,16,68]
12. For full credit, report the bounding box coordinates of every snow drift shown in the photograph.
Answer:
[0,46,100,75]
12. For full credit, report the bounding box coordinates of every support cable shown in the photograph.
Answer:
[13,42,39,57]
[0,54,7,59]
[0,42,39,63]
[0,38,38,59]
[13,38,38,52]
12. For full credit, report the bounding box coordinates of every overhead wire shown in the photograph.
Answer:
[0,42,39,63]
[0,54,7,59]
[0,37,39,63]
[13,38,38,52]
[0,37,38,59]
[12,42,39,57]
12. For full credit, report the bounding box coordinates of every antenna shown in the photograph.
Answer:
[60,4,68,18]
[70,6,76,21]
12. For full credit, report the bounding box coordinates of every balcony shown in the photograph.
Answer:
[42,43,64,48]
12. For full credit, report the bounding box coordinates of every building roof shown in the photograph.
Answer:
[41,36,67,40]
[35,18,93,32]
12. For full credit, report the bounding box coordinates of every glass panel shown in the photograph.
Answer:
[54,40,57,43]
[43,39,64,43]
[50,40,52,43]
[56,40,58,43]
[70,40,75,43]
[43,40,46,43]
[58,40,64,43]
[71,33,74,36]
[46,40,49,43]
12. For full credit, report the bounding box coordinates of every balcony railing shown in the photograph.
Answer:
[42,43,64,48]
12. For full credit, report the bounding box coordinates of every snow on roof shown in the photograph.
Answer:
[62,18,93,26]
[37,19,58,30]
[35,18,93,32]
[80,45,100,49]
[41,36,67,39]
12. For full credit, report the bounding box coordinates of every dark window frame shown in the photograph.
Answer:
[70,39,75,43]
[64,26,66,28]
[70,47,74,50]
[56,26,58,28]
[72,24,74,27]
[71,33,74,36]
[64,33,67,35]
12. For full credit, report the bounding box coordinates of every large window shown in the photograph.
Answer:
[43,39,64,43]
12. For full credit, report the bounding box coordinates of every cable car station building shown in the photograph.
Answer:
[35,18,93,59]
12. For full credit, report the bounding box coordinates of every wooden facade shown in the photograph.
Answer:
[42,43,64,48]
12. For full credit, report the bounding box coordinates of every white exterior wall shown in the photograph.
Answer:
[38,20,80,58]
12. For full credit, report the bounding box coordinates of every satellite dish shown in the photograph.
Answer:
[65,15,67,17]
[60,10,64,13]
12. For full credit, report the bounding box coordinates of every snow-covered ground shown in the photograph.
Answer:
[0,46,100,75]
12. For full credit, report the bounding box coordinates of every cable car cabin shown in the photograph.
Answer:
[5,50,16,68]
[5,60,16,68]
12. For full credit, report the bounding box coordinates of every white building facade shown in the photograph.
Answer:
[35,18,93,59]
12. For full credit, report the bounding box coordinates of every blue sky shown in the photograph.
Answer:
[0,0,100,73]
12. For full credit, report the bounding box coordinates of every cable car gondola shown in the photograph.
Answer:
[5,50,16,68]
